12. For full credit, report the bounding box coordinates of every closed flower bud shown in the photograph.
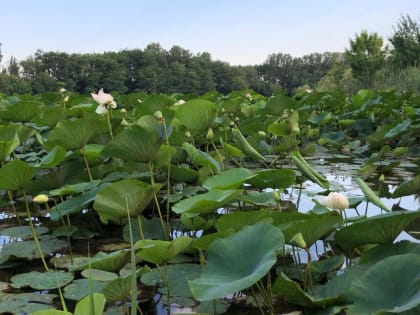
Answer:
[206,128,214,140]
[153,111,163,120]
[185,131,191,138]
[33,194,49,204]
[273,190,281,201]
[379,174,385,183]
[318,192,349,211]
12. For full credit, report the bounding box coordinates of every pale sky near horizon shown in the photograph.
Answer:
[0,0,419,67]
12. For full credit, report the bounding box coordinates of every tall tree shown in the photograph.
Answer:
[389,14,420,68]
[345,30,385,87]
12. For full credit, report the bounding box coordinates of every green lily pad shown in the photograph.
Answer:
[63,278,108,301]
[70,250,130,272]
[49,188,99,221]
[202,168,256,190]
[49,179,101,196]
[0,226,49,237]
[334,211,420,250]
[215,209,273,232]
[0,292,57,315]
[189,222,284,301]
[141,263,202,298]
[93,178,162,224]
[134,236,192,264]
[0,236,67,264]
[272,272,344,308]
[81,268,119,281]
[103,266,151,302]
[11,270,74,289]
[172,189,242,214]
[74,293,106,315]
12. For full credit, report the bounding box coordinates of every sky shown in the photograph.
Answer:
[0,0,419,66]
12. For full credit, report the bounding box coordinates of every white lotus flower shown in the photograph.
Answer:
[91,88,117,115]
[318,192,349,211]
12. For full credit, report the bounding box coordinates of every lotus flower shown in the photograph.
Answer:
[318,192,349,211]
[91,88,117,115]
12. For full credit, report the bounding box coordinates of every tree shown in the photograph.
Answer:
[389,14,420,68]
[344,30,385,87]
[8,57,20,76]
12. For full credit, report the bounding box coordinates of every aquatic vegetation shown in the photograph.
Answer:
[0,88,419,314]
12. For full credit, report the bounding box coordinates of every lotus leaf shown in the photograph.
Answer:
[182,142,221,172]
[0,292,57,315]
[70,250,130,272]
[189,222,284,301]
[172,189,242,214]
[81,268,119,281]
[345,254,420,314]
[334,211,420,250]
[11,270,74,290]
[0,160,36,190]
[102,125,161,163]
[174,99,216,134]
[93,178,162,223]
[141,263,202,298]
[202,167,255,190]
[134,236,192,264]
[63,278,108,301]
[0,225,49,237]
[247,168,296,189]
[74,293,106,315]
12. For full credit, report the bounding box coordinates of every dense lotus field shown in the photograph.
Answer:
[0,88,419,315]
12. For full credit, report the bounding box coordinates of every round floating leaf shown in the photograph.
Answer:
[70,250,130,273]
[102,125,161,163]
[63,278,108,301]
[141,263,202,298]
[272,272,344,308]
[0,160,36,190]
[0,236,67,264]
[0,292,57,315]
[102,266,151,302]
[81,268,118,281]
[345,254,420,314]
[202,168,256,190]
[11,270,74,290]
[335,211,420,250]
[172,189,242,214]
[175,99,217,134]
[189,222,284,301]
[134,236,192,264]
[0,226,49,238]
[93,178,162,224]
[49,180,101,196]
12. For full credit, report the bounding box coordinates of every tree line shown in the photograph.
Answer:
[0,14,419,96]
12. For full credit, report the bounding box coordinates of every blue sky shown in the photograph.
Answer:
[0,0,419,66]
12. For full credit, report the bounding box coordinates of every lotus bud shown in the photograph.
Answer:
[137,99,143,103]
[229,121,236,127]
[379,174,385,183]
[120,108,127,114]
[153,111,163,120]
[290,232,307,248]
[318,192,349,211]
[234,117,240,122]
[185,131,191,138]
[59,87,66,93]
[273,190,281,201]
[258,131,266,137]
[245,93,252,100]
[121,118,129,126]
[206,128,214,140]
[63,96,69,102]
[33,194,49,204]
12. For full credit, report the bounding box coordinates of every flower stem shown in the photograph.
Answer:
[82,148,93,181]
[106,110,114,139]
[148,162,168,240]
[23,191,49,271]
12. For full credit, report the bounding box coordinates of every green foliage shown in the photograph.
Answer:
[345,30,386,87]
